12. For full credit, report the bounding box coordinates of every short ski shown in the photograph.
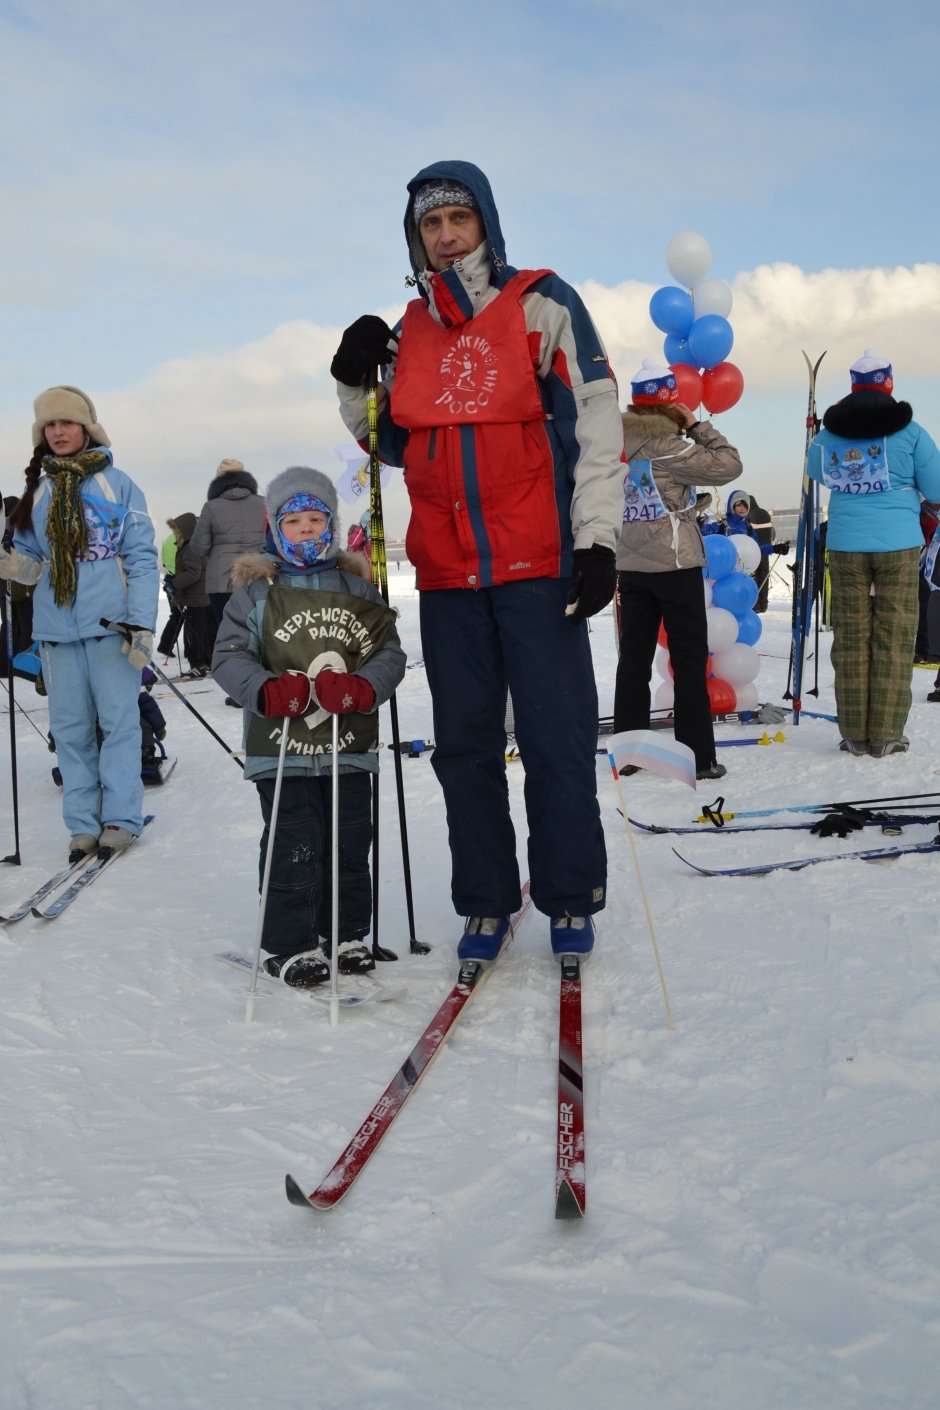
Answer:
[673,832,940,877]
[0,854,94,925]
[628,810,939,837]
[286,883,533,1211]
[215,950,391,1006]
[555,955,585,1219]
[31,816,154,918]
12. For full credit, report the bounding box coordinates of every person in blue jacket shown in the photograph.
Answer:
[725,489,789,554]
[0,386,159,859]
[807,351,940,756]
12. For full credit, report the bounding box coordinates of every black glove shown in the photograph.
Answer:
[566,545,616,623]
[330,316,397,386]
[164,575,175,597]
[772,541,791,555]
[810,808,867,838]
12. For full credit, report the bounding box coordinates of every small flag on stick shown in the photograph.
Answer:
[332,443,391,503]
[607,730,697,789]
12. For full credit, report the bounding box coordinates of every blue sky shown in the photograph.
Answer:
[2,0,938,535]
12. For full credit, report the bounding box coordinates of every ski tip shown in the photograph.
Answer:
[285,1173,315,1208]
[285,1173,342,1212]
[554,1179,586,1220]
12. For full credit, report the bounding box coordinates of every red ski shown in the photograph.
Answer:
[554,955,586,1218]
[286,883,532,1212]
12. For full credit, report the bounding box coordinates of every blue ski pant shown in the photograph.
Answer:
[419,578,607,920]
[255,772,373,957]
[40,634,145,838]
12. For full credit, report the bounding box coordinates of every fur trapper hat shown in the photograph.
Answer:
[216,457,245,476]
[32,385,110,449]
[265,466,341,563]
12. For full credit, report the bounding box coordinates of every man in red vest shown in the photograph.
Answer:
[331,160,624,965]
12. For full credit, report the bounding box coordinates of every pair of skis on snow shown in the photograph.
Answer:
[0,817,154,924]
[284,883,587,1219]
[629,797,940,875]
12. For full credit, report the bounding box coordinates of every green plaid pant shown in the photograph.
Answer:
[828,547,921,744]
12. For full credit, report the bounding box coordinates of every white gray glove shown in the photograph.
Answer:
[0,545,42,585]
[121,627,154,671]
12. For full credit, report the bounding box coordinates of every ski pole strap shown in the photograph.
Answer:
[699,797,728,828]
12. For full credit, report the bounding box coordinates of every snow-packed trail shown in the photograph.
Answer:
[2,566,938,1410]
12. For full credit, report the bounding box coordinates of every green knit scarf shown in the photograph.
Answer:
[42,449,111,606]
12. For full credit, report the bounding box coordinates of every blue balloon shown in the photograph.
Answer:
[712,571,759,615]
[734,610,763,646]
[703,535,737,581]
[663,334,697,368]
[649,286,695,337]
[688,314,734,371]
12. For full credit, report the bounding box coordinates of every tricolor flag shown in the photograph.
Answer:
[332,443,392,503]
[607,730,697,789]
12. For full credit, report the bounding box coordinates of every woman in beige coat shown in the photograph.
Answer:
[614,361,742,779]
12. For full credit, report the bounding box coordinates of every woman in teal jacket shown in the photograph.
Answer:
[0,386,158,859]
[807,351,940,755]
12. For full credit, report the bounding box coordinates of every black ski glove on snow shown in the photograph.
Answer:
[566,545,617,623]
[330,316,397,386]
[810,808,867,838]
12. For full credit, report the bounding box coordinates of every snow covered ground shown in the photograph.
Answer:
[2,560,939,1410]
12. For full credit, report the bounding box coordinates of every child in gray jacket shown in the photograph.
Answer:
[212,466,406,986]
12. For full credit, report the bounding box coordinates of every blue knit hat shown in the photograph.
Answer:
[631,359,679,406]
[850,349,893,395]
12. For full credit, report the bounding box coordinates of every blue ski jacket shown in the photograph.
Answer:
[808,392,940,552]
[13,451,159,641]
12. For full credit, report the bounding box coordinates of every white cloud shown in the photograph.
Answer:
[580,262,940,391]
[3,264,938,536]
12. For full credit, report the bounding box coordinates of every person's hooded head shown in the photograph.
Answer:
[264,467,340,571]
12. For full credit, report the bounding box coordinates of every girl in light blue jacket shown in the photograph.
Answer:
[806,351,940,755]
[1,386,158,859]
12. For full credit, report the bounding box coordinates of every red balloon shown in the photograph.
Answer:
[702,361,744,414]
[706,676,737,713]
[657,621,669,648]
[669,363,704,409]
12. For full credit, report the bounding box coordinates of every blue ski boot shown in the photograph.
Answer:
[457,916,512,964]
[550,915,595,961]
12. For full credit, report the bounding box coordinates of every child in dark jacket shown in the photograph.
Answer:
[211,466,406,986]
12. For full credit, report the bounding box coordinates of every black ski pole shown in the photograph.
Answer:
[786,351,825,718]
[366,372,428,958]
[2,581,21,864]
[99,619,244,769]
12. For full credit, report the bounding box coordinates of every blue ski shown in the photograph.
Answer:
[673,833,940,876]
[31,816,154,919]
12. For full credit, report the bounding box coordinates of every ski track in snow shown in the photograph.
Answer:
[2,568,939,1410]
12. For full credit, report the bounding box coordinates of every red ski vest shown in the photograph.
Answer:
[391,269,563,590]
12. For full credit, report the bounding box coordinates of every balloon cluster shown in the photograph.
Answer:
[648,231,743,415]
[652,534,763,715]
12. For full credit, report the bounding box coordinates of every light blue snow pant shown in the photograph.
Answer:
[40,635,145,839]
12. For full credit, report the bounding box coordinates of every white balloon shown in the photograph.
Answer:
[653,644,672,680]
[653,680,675,710]
[706,605,739,653]
[734,535,762,576]
[693,277,733,320]
[734,682,760,712]
[711,643,760,687]
[702,577,713,607]
[666,229,712,288]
